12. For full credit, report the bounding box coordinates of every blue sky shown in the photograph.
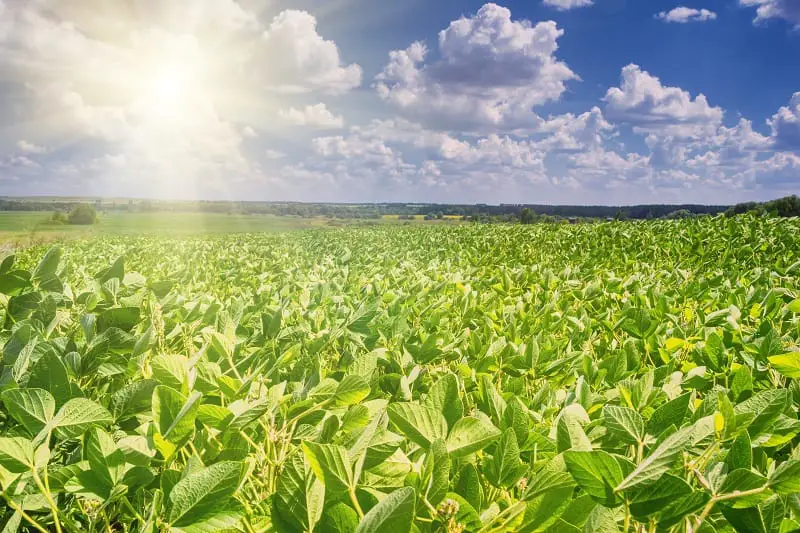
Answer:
[0,0,798,204]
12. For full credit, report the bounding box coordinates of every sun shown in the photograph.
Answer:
[145,67,191,118]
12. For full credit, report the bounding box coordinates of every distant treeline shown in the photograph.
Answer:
[724,195,800,218]
[0,195,797,220]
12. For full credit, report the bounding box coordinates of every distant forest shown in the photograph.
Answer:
[0,195,797,221]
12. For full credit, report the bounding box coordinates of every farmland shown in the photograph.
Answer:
[1,217,800,533]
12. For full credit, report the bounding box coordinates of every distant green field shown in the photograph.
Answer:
[0,211,325,247]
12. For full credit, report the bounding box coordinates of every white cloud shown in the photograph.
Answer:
[258,11,362,94]
[16,140,47,154]
[278,103,344,129]
[768,92,800,152]
[740,0,800,28]
[656,7,717,23]
[543,0,594,10]
[265,149,286,160]
[0,2,361,198]
[375,3,577,131]
[605,64,724,137]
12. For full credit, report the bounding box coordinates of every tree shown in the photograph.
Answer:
[68,204,98,225]
[519,208,536,225]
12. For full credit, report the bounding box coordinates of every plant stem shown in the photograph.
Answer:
[694,485,768,530]
[32,467,63,533]
[2,495,50,533]
[349,487,365,519]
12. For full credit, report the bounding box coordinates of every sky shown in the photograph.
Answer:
[0,0,798,205]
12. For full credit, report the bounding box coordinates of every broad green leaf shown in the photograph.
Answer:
[301,442,352,494]
[423,439,450,506]
[768,460,800,495]
[333,375,370,407]
[28,352,72,407]
[1,388,55,435]
[50,397,112,440]
[152,387,202,459]
[734,389,790,437]
[32,247,61,283]
[615,424,693,492]
[646,392,691,435]
[387,403,448,449]
[557,411,592,453]
[275,453,324,531]
[485,428,527,489]
[83,428,126,492]
[425,373,463,429]
[564,451,625,507]
[317,503,359,533]
[629,474,692,519]
[168,461,244,532]
[446,416,501,457]
[518,485,574,532]
[151,354,189,391]
[355,486,415,533]
[768,352,800,379]
[719,469,770,508]
[0,436,35,472]
[603,406,644,445]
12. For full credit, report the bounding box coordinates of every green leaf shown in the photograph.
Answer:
[564,451,625,507]
[32,247,61,283]
[646,392,691,435]
[83,428,126,492]
[27,352,73,407]
[275,453,324,531]
[168,461,244,532]
[446,416,501,457]
[557,411,592,453]
[1,388,55,435]
[518,485,574,532]
[422,439,450,506]
[0,436,35,472]
[152,387,201,460]
[603,406,644,445]
[719,470,770,508]
[151,354,189,391]
[424,373,463,429]
[768,352,800,379]
[734,389,790,437]
[97,307,141,333]
[50,397,112,440]
[387,403,448,449]
[485,428,527,489]
[629,474,692,519]
[455,463,483,511]
[316,502,359,533]
[725,432,752,471]
[301,442,353,494]
[355,486,415,533]
[768,460,800,495]
[615,424,693,492]
[111,379,159,422]
[333,375,371,407]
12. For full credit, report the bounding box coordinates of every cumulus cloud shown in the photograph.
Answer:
[375,3,577,131]
[0,1,361,197]
[16,140,47,154]
[543,0,594,10]
[278,103,344,129]
[656,7,717,23]
[768,92,800,151]
[258,11,362,94]
[740,0,800,27]
[604,64,724,137]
